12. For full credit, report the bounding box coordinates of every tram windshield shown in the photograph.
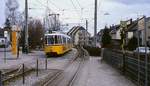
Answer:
[45,36,54,45]
[45,35,59,45]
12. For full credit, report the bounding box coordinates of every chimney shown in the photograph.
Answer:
[130,19,132,24]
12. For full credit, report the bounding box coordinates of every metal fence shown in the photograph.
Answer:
[103,48,150,86]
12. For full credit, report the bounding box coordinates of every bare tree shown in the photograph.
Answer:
[28,19,44,49]
[5,0,19,26]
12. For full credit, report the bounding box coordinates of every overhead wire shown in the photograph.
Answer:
[69,0,80,18]
[36,0,54,13]
[75,0,84,24]
[48,0,62,11]
[75,0,82,9]
[97,0,102,31]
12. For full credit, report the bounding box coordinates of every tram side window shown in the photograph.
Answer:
[60,36,62,44]
[63,37,66,44]
[58,36,62,44]
[61,36,63,44]
[67,38,69,44]
[54,35,58,44]
[66,38,67,44]
[57,36,60,44]
[69,39,70,44]
[68,39,70,44]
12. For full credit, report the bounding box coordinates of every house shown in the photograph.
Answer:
[138,16,150,46]
[110,25,121,40]
[0,28,11,47]
[98,16,150,49]
[110,19,137,41]
[97,29,104,45]
[100,19,138,49]
[67,26,91,46]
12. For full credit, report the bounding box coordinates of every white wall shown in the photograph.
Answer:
[128,32,133,39]
[116,29,121,39]
[74,31,80,45]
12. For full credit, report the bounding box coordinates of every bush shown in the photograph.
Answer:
[83,46,101,56]
[127,36,138,51]
[0,45,5,48]
[101,27,112,48]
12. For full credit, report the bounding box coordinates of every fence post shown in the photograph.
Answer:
[17,43,20,59]
[22,64,25,84]
[0,71,2,86]
[122,53,126,75]
[36,59,39,77]
[45,58,47,70]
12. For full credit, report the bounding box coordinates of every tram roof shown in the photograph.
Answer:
[45,33,71,38]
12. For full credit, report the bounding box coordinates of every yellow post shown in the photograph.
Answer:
[11,31,17,55]
[11,25,20,55]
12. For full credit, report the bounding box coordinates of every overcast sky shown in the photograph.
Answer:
[0,0,150,35]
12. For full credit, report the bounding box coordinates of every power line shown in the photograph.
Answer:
[48,0,62,11]
[69,0,80,17]
[98,0,102,12]
[75,0,82,9]
[36,0,54,13]
[75,0,84,22]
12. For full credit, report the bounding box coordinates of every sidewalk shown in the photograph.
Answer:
[0,51,45,69]
[0,49,77,70]
[74,57,136,86]
[0,46,11,52]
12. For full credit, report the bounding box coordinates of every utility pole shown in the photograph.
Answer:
[94,0,97,47]
[86,20,88,31]
[24,0,29,53]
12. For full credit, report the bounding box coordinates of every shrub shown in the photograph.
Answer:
[83,46,101,56]
[127,36,138,51]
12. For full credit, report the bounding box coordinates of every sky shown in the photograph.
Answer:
[0,0,150,35]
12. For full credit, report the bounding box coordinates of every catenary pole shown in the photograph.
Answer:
[25,0,29,53]
[86,20,88,31]
[94,0,97,47]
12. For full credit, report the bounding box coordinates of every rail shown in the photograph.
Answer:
[67,45,88,86]
[41,45,87,86]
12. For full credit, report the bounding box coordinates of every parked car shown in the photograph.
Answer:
[133,47,150,54]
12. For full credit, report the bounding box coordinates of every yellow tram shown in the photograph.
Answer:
[44,33,73,56]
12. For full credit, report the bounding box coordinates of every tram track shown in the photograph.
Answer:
[66,46,87,86]
[41,45,87,86]
[67,59,84,86]
[2,68,34,85]
[0,47,86,86]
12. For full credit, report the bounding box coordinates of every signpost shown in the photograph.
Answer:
[4,31,8,63]
[4,37,6,63]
